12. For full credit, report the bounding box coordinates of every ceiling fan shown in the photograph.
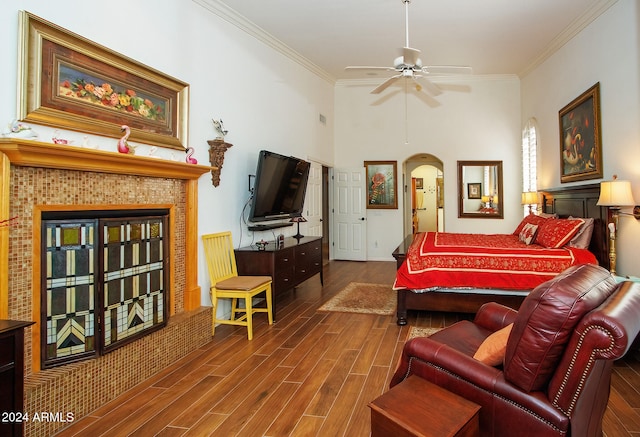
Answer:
[345,0,472,97]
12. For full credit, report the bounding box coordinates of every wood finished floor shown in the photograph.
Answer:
[56,260,640,437]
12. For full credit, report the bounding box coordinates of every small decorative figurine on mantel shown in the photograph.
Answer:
[208,118,233,187]
[185,146,198,164]
[117,125,136,154]
[1,120,38,139]
[52,130,71,145]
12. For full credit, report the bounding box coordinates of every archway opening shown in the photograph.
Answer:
[403,154,444,238]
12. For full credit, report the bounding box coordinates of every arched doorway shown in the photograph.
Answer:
[403,154,444,238]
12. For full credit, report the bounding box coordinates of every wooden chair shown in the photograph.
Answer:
[202,231,273,340]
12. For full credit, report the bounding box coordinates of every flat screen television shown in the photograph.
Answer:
[248,150,311,222]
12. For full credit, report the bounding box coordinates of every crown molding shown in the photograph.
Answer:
[192,0,336,85]
[519,0,619,77]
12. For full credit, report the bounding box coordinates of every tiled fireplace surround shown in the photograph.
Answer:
[0,139,212,437]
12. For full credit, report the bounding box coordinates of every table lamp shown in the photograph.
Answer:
[521,191,538,214]
[290,215,307,239]
[597,175,636,275]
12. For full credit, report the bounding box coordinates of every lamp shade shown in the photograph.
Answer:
[521,191,538,205]
[597,178,636,207]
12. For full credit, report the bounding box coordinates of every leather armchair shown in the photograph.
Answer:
[390,264,640,436]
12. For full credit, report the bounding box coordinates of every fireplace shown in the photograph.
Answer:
[0,138,212,437]
[41,210,171,368]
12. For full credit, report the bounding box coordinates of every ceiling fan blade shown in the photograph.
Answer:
[413,76,442,96]
[371,75,401,94]
[401,47,421,66]
[422,65,473,75]
[345,66,396,71]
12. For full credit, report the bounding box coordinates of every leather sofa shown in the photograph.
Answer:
[390,264,640,436]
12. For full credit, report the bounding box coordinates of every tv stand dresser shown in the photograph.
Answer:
[235,236,323,319]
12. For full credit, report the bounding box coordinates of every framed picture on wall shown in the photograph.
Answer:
[18,11,189,150]
[364,161,397,209]
[559,83,603,183]
[467,183,482,199]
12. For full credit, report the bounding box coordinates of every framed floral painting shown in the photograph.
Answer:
[18,11,189,149]
[559,83,602,183]
[364,161,397,209]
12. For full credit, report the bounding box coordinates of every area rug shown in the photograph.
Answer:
[406,326,442,340]
[317,282,396,315]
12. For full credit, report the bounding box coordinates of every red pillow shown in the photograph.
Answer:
[535,218,584,249]
[513,214,547,236]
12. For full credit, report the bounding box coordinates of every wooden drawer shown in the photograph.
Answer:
[274,247,295,273]
[295,240,322,282]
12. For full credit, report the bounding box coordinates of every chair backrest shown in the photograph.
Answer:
[503,263,640,435]
[202,231,238,284]
[503,264,617,392]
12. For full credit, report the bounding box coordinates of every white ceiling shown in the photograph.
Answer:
[208,0,618,82]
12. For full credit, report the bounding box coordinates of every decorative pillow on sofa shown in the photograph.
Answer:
[473,323,513,366]
[535,218,584,249]
[503,264,617,392]
[518,223,538,245]
[513,214,547,236]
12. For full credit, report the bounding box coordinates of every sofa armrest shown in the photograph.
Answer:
[391,337,568,427]
[473,302,518,331]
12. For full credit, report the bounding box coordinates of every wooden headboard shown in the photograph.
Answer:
[540,183,609,269]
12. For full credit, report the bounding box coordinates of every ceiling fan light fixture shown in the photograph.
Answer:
[344,0,471,100]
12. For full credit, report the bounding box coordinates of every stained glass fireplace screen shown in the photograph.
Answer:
[42,213,169,368]
[43,219,97,366]
[102,216,168,350]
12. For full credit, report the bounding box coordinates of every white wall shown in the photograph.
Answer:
[521,0,640,277]
[0,0,335,308]
[335,75,522,260]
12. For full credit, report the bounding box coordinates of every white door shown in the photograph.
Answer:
[332,167,367,261]
[304,161,322,237]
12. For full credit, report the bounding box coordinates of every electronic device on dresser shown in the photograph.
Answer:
[247,150,311,231]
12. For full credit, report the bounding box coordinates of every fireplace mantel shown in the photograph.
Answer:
[0,138,213,179]
[0,138,213,319]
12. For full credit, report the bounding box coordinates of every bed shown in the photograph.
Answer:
[392,184,610,325]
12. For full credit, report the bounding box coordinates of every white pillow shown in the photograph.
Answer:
[519,223,538,245]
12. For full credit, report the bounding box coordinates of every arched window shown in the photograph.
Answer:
[522,118,538,215]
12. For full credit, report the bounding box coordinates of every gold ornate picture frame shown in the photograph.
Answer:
[559,83,602,183]
[18,11,189,150]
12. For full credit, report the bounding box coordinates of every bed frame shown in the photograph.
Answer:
[393,183,609,325]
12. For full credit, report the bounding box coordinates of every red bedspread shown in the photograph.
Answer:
[393,232,598,291]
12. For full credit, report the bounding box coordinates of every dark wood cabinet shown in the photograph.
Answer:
[235,236,323,318]
[0,320,34,437]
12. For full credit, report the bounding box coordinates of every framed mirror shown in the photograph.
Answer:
[457,160,503,219]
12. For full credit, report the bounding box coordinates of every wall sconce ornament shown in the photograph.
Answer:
[207,139,232,187]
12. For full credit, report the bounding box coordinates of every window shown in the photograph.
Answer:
[522,118,538,215]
